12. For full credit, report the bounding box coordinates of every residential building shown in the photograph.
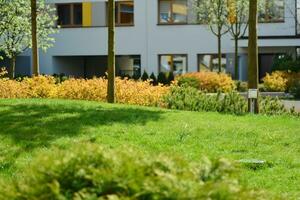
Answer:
[1,0,300,80]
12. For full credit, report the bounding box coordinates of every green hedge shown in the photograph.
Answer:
[163,86,299,116]
[1,143,266,200]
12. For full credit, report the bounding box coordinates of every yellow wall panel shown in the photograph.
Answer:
[83,2,92,27]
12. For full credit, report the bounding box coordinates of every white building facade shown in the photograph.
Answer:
[4,0,300,80]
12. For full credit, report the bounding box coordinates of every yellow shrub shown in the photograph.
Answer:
[23,76,57,98]
[178,72,235,92]
[57,78,107,102]
[58,77,168,106]
[115,78,168,106]
[262,71,300,92]
[0,79,27,98]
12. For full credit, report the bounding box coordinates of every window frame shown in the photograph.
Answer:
[56,3,83,28]
[158,54,188,74]
[258,0,285,23]
[106,1,134,26]
[158,0,188,25]
[197,54,227,72]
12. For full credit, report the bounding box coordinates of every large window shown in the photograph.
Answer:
[159,54,187,75]
[158,0,188,24]
[57,4,83,27]
[297,0,300,34]
[115,1,134,25]
[198,54,227,72]
[116,55,141,77]
[258,0,284,23]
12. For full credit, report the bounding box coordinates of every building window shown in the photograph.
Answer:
[198,54,227,72]
[158,0,188,24]
[57,4,83,27]
[115,1,134,25]
[258,0,284,23]
[159,54,187,75]
[297,0,300,34]
[116,55,141,77]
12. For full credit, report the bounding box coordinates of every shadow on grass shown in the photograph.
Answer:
[0,101,164,151]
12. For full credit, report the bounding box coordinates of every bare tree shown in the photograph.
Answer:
[31,0,39,76]
[107,0,116,103]
[194,0,230,73]
[248,0,259,113]
[227,0,249,79]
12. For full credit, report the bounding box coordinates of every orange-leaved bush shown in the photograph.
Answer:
[0,76,168,106]
[177,72,236,92]
[57,77,169,106]
[23,76,58,98]
[262,71,300,92]
[0,79,27,98]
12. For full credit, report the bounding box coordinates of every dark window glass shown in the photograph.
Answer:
[56,3,82,27]
[57,4,71,25]
[73,4,83,25]
[117,55,141,77]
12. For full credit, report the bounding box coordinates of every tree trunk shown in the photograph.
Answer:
[9,56,16,79]
[234,35,239,80]
[248,0,259,113]
[218,32,222,73]
[107,0,116,103]
[31,0,39,76]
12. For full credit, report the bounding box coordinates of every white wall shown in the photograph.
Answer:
[40,0,300,76]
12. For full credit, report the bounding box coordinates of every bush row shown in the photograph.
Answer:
[0,76,168,107]
[164,86,299,116]
[0,74,298,116]
[0,143,266,200]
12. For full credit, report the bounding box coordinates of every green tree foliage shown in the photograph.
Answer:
[0,0,57,78]
[272,55,300,73]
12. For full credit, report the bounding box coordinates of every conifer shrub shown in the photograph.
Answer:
[141,71,149,81]
[167,72,175,85]
[1,143,266,200]
[163,86,298,116]
[163,86,247,115]
[149,72,157,85]
[157,72,167,85]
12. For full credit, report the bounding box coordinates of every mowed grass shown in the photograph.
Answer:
[0,99,299,198]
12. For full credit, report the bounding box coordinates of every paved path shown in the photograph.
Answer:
[282,100,300,112]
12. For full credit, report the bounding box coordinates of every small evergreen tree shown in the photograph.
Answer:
[167,72,175,85]
[150,72,157,85]
[141,71,149,81]
[157,72,167,85]
[132,72,141,80]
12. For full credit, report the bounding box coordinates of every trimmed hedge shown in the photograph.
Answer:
[1,143,266,200]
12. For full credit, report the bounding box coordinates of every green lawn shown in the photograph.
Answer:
[0,99,300,198]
